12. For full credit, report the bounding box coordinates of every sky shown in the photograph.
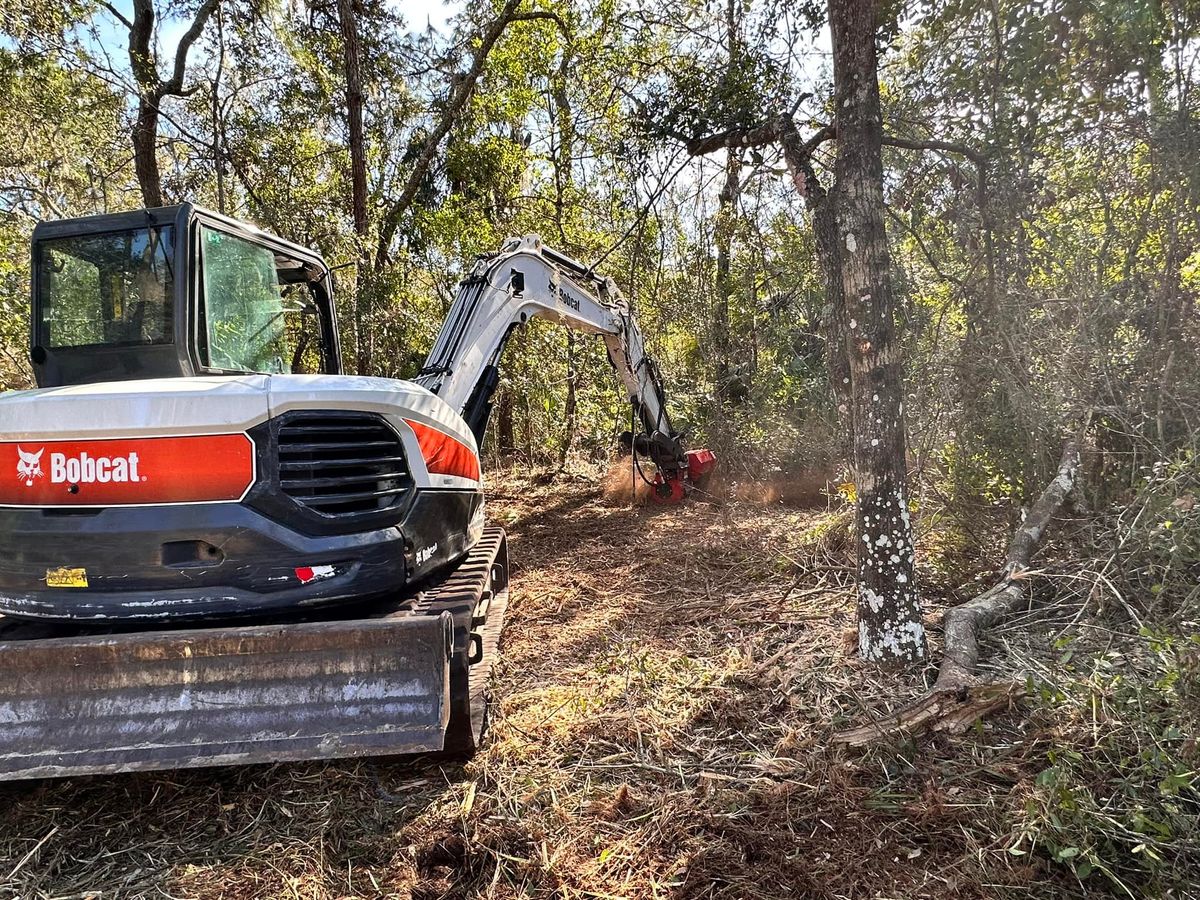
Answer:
[93,0,464,57]
[401,0,461,34]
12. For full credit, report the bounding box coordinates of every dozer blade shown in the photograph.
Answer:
[0,611,453,780]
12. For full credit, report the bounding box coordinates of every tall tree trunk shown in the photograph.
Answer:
[713,0,742,402]
[132,100,163,208]
[748,257,758,387]
[337,0,372,375]
[211,1,227,214]
[560,332,578,468]
[829,0,925,664]
[497,389,515,456]
[552,43,580,468]
[714,153,740,400]
[551,48,572,241]
[813,192,852,436]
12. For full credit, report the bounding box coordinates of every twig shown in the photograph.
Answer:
[5,825,58,882]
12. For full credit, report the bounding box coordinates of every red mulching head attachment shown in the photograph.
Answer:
[651,448,718,504]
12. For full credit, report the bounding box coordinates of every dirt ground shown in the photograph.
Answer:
[0,469,1090,899]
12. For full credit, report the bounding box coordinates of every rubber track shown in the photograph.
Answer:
[467,562,509,737]
[411,527,509,748]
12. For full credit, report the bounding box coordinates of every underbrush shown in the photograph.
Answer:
[1014,630,1200,896]
[996,446,1200,897]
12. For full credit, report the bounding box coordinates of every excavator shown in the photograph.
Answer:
[0,204,714,779]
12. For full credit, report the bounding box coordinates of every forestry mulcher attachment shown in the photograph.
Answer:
[0,204,713,780]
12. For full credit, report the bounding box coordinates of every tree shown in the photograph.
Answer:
[665,108,924,664]
[550,33,581,467]
[828,0,924,663]
[374,0,567,268]
[712,0,742,402]
[105,0,221,207]
[335,0,371,373]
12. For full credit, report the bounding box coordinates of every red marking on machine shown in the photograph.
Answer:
[0,434,255,506]
[686,448,718,481]
[295,565,337,584]
[404,419,481,482]
[652,473,687,503]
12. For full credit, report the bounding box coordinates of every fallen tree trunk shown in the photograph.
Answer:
[935,440,1081,691]
[832,682,1024,746]
[834,440,1082,745]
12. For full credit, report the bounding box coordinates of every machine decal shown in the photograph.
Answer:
[0,434,255,506]
[16,447,44,486]
[404,419,481,482]
[295,565,338,584]
[45,567,88,588]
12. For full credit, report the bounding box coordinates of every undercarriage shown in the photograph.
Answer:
[0,528,508,779]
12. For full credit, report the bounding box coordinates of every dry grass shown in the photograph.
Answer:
[0,469,1117,899]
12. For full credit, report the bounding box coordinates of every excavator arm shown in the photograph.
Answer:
[415,235,715,500]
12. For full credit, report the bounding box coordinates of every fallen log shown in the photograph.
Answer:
[935,440,1081,690]
[832,681,1024,747]
[833,440,1082,745]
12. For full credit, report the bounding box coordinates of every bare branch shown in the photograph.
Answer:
[97,1,133,31]
[162,0,221,96]
[507,10,569,32]
[880,133,988,166]
[675,116,834,203]
[683,119,787,156]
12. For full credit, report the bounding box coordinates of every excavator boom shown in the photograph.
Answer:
[417,235,715,500]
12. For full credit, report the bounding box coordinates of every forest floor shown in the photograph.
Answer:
[0,468,1120,899]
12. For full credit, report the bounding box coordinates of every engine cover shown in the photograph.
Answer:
[0,375,485,621]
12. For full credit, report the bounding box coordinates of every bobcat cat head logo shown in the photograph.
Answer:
[16,447,44,487]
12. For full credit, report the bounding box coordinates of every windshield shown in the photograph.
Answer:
[38,226,175,348]
[200,227,324,375]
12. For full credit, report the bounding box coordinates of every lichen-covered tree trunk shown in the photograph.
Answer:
[829,0,925,663]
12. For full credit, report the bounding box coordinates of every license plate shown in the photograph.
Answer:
[46,567,88,588]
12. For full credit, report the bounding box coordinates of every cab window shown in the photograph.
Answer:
[199,227,325,374]
[39,226,175,348]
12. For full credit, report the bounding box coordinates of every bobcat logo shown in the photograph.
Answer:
[16,446,44,487]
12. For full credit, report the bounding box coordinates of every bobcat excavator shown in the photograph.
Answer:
[0,204,714,780]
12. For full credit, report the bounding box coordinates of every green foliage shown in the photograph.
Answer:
[1015,631,1200,894]
[1103,445,1200,621]
[0,217,32,390]
[642,43,790,141]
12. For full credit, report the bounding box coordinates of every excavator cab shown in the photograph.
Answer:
[31,204,341,388]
